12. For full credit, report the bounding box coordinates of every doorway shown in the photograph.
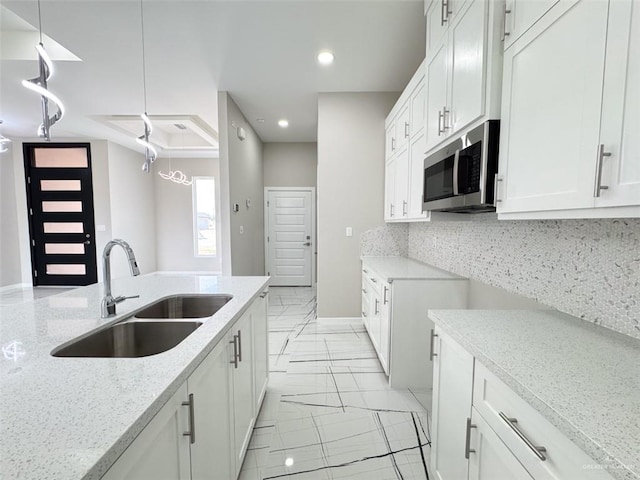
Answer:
[264,187,315,287]
[23,143,98,286]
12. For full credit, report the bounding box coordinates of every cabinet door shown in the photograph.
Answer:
[410,80,426,137]
[407,133,429,220]
[597,0,640,208]
[430,328,474,480]
[229,310,255,475]
[384,159,397,221]
[252,291,269,411]
[396,103,411,152]
[394,146,410,219]
[426,0,449,56]
[425,40,450,153]
[503,0,560,49]
[379,283,391,375]
[368,288,382,354]
[498,0,609,214]
[449,0,487,134]
[101,385,191,480]
[188,341,234,480]
[468,409,534,480]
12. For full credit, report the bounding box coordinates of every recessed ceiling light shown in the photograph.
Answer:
[285,458,294,467]
[278,119,289,128]
[317,50,335,65]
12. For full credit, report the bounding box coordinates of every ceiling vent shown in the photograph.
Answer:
[95,114,218,156]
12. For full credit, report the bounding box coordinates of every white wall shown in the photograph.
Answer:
[154,157,222,273]
[218,92,265,276]
[106,142,157,279]
[263,142,317,187]
[0,141,23,287]
[317,92,399,317]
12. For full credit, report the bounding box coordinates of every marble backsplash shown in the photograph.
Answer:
[360,224,408,257]
[361,217,640,339]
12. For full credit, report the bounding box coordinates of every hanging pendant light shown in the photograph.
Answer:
[158,127,192,185]
[21,0,65,140]
[137,0,157,172]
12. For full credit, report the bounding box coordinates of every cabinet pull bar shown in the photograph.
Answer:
[182,393,196,444]
[391,137,396,152]
[362,288,367,294]
[494,175,503,205]
[383,286,388,305]
[437,110,444,136]
[230,335,238,368]
[402,200,408,216]
[429,329,438,361]
[404,122,410,138]
[237,329,242,362]
[502,7,512,41]
[259,291,268,298]
[465,417,476,459]
[442,107,451,130]
[370,277,377,283]
[594,144,611,197]
[374,298,380,315]
[362,311,367,318]
[499,412,547,461]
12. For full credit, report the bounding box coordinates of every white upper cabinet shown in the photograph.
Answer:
[384,60,430,223]
[596,0,640,208]
[424,0,503,154]
[497,0,640,218]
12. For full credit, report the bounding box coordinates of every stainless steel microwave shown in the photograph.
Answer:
[422,120,500,213]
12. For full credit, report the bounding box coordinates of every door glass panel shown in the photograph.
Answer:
[42,201,83,212]
[193,177,216,256]
[45,243,85,255]
[33,148,88,168]
[40,180,82,191]
[43,222,84,233]
[46,264,86,275]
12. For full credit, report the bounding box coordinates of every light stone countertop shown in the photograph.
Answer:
[428,309,640,480]
[361,255,466,282]
[0,273,269,480]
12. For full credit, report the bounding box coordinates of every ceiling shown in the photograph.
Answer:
[0,0,425,155]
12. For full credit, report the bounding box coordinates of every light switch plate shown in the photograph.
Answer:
[346,227,353,237]
[239,225,244,234]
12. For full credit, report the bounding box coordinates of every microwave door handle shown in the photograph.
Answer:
[453,150,460,196]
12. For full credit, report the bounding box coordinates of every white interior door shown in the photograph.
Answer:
[266,189,313,286]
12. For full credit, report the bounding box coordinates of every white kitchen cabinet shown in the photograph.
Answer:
[101,384,191,480]
[102,293,269,480]
[596,0,640,209]
[425,0,449,66]
[384,61,430,223]
[228,308,255,476]
[432,332,616,480]
[502,0,560,49]
[189,340,234,480]
[385,123,396,159]
[430,327,474,480]
[497,0,640,219]
[424,0,503,154]
[468,408,535,480]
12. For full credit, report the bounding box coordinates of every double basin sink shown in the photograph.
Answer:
[52,294,233,358]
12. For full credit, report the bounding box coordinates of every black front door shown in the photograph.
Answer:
[23,143,98,286]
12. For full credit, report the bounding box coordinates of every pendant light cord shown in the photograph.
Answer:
[140,0,148,112]
[37,0,43,42]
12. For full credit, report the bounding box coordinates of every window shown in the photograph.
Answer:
[193,177,216,256]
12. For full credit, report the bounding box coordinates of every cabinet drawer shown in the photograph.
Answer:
[473,362,614,480]
[362,270,383,297]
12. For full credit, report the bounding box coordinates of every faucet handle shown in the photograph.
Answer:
[114,295,140,304]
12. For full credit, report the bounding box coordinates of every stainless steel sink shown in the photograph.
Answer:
[51,320,203,358]
[134,294,233,319]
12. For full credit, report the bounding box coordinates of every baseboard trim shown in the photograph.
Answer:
[0,283,31,293]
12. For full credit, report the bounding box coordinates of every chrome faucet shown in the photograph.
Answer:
[101,239,141,318]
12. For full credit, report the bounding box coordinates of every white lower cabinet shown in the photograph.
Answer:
[431,327,615,480]
[101,292,269,480]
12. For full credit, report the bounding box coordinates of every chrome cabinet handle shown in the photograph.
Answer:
[182,393,196,444]
[374,298,379,315]
[237,329,242,362]
[260,291,268,298]
[362,288,367,294]
[594,144,611,197]
[441,0,451,25]
[390,203,395,217]
[404,122,410,138]
[494,174,503,205]
[383,286,388,305]
[303,242,311,246]
[402,200,408,216]
[391,137,396,152]
[362,311,367,318]
[502,7,512,41]
[437,110,444,136]
[230,335,239,368]
[429,329,438,361]
[442,106,451,130]
[499,412,547,461]
[370,277,377,283]
[465,417,476,459]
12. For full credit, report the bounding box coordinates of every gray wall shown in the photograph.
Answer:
[218,92,265,276]
[317,92,399,317]
[155,157,222,273]
[263,142,317,187]
[0,141,22,287]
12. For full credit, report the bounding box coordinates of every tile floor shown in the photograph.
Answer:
[240,286,432,480]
